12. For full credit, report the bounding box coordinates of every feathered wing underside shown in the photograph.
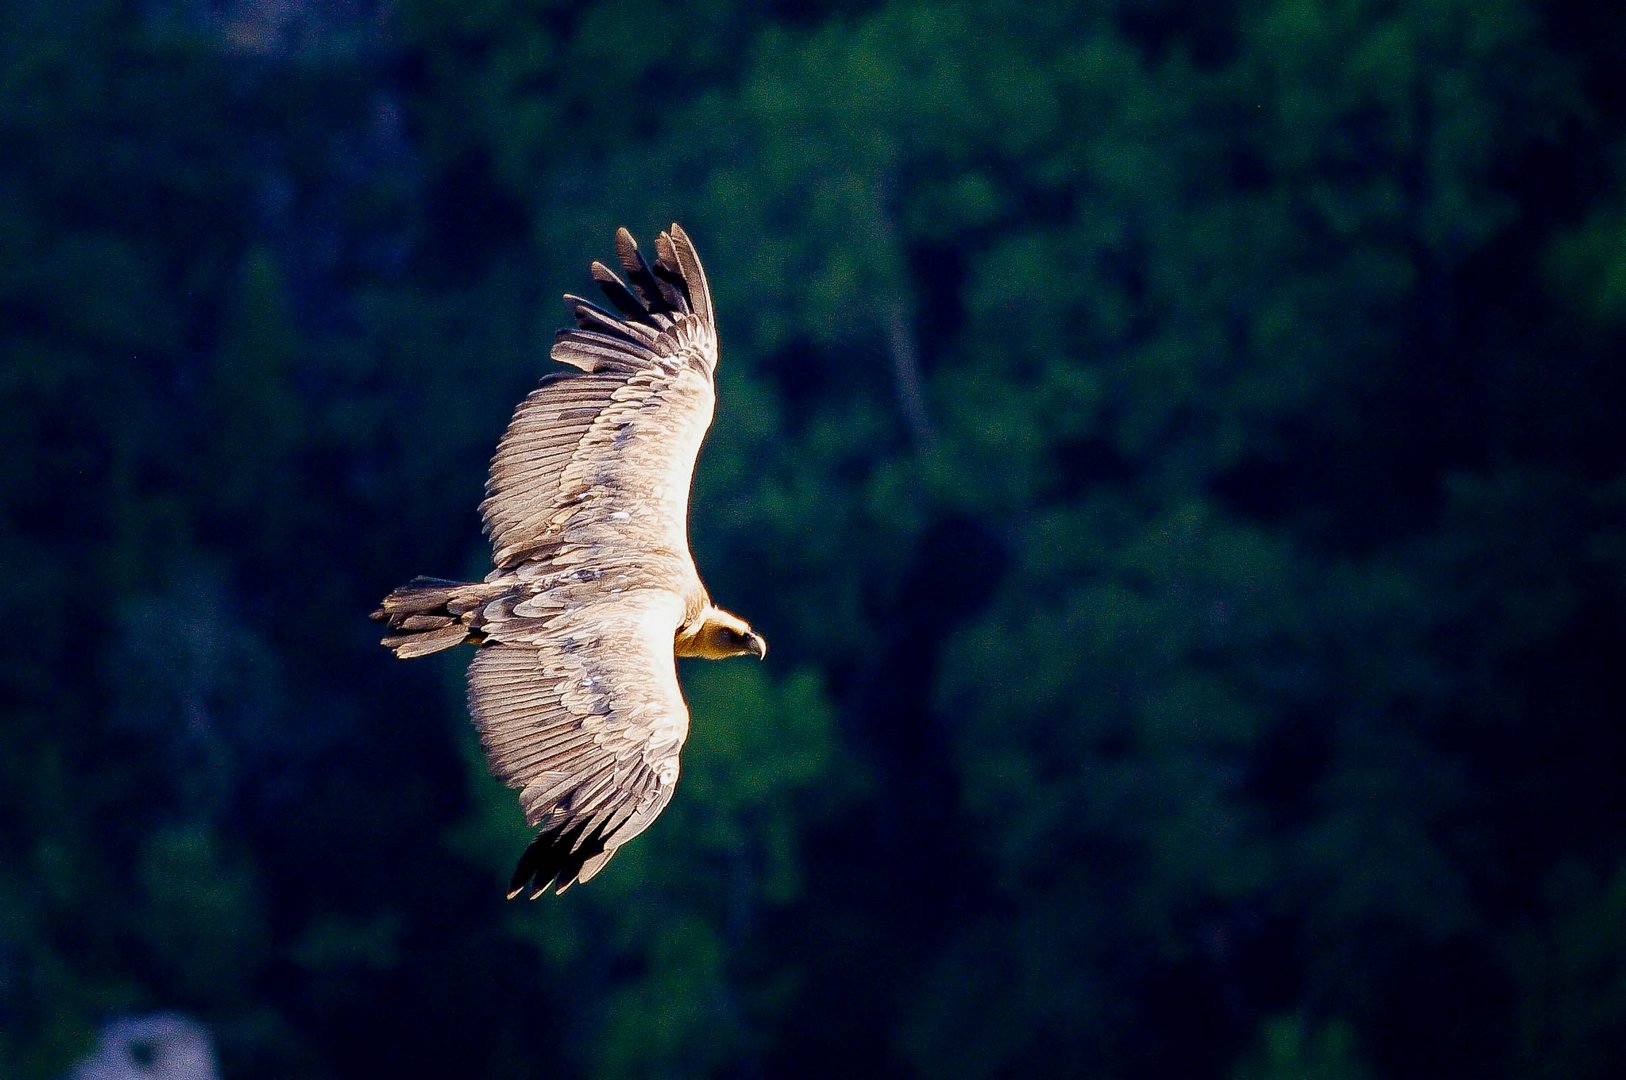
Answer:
[468,591,690,896]
[377,226,731,896]
[479,224,719,573]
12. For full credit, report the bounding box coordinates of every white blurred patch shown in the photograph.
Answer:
[69,1013,218,1080]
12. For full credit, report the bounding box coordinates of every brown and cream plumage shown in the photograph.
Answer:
[373,225,765,897]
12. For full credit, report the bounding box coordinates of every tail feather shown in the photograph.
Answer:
[372,576,505,658]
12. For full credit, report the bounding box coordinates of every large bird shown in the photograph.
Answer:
[373,225,766,897]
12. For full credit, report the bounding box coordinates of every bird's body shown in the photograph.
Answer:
[373,225,764,897]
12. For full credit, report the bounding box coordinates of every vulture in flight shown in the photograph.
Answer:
[373,225,766,897]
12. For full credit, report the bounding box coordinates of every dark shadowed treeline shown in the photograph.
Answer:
[3,1,1625,1076]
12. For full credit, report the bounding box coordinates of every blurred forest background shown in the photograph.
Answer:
[4,0,1626,1077]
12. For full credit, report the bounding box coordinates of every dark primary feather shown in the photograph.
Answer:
[614,226,677,316]
[590,262,648,319]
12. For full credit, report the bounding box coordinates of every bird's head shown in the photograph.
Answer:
[681,607,767,661]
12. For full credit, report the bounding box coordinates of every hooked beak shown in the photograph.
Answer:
[746,632,768,660]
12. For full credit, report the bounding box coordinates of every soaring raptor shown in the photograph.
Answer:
[373,225,765,897]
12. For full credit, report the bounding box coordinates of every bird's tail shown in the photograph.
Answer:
[371,576,507,659]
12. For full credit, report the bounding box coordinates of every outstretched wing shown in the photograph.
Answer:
[468,590,690,897]
[480,224,719,573]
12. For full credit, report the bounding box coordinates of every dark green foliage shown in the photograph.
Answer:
[2,0,1624,1076]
